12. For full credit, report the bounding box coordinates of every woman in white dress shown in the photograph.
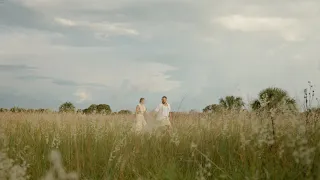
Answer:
[135,98,147,132]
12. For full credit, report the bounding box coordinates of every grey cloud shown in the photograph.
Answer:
[0,91,60,109]
[1,0,320,110]
[18,75,50,80]
[53,32,139,47]
[0,64,36,71]
[0,0,207,48]
[75,1,202,23]
[0,1,51,30]
[53,79,108,88]
[4,0,319,34]
[0,1,112,47]
[55,0,320,26]
[18,75,108,88]
[51,79,79,86]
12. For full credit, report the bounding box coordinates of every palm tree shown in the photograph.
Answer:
[251,87,296,111]
[219,96,244,110]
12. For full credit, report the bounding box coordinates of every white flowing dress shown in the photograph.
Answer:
[135,104,147,132]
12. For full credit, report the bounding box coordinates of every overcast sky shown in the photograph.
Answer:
[1,0,320,111]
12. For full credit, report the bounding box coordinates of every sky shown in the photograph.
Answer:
[1,0,320,112]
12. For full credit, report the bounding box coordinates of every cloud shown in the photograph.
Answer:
[1,0,320,111]
[0,86,62,109]
[0,30,63,56]
[213,14,304,42]
[0,0,49,30]
[54,17,76,26]
[18,75,108,88]
[0,29,179,94]
[0,64,36,71]
[0,92,58,108]
[73,89,92,103]
[54,17,139,37]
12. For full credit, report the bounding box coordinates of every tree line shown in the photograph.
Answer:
[1,85,319,114]
[0,103,132,115]
[0,107,53,113]
[203,87,296,113]
[203,86,319,113]
[59,103,132,115]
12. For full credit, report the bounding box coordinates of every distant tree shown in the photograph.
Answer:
[83,104,112,115]
[59,102,76,113]
[251,87,297,111]
[44,109,52,113]
[96,104,112,114]
[76,109,83,114]
[203,104,221,113]
[0,108,8,112]
[251,100,261,111]
[117,110,132,115]
[10,106,25,113]
[83,104,97,114]
[189,109,198,114]
[219,96,244,110]
[26,109,35,113]
[82,108,90,114]
[35,109,51,113]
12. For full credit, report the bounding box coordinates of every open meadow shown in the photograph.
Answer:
[0,110,320,180]
[2,0,320,179]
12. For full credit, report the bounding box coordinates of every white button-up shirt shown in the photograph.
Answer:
[155,103,171,120]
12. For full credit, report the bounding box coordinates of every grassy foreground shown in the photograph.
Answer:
[0,111,319,180]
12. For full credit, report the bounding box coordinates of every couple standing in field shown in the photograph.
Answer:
[134,96,171,133]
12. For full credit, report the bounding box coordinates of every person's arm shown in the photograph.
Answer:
[152,104,160,117]
[168,104,171,120]
[144,107,147,115]
[154,104,160,112]
[136,105,140,114]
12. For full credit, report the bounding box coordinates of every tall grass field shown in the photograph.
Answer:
[0,111,319,180]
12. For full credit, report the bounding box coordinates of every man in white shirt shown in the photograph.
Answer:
[154,96,172,129]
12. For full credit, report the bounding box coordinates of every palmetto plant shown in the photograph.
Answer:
[219,96,244,110]
[251,87,297,111]
[250,87,297,145]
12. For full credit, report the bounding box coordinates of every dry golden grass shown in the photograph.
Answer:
[0,110,319,180]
